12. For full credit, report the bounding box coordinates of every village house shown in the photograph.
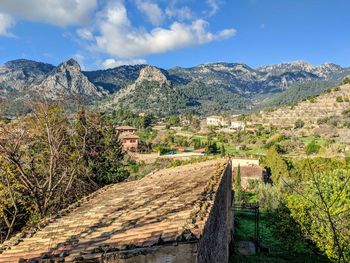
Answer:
[230,121,246,130]
[119,133,139,151]
[234,164,266,190]
[116,125,139,151]
[220,121,246,133]
[206,115,229,126]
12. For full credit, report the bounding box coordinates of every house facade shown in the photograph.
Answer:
[206,116,229,126]
[119,133,139,151]
[230,121,245,130]
[234,164,265,190]
[116,126,139,151]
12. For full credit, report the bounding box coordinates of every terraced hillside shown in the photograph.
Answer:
[253,84,350,127]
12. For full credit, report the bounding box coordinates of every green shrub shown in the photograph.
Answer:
[317,117,330,125]
[305,141,321,154]
[341,76,350,85]
[336,96,344,102]
[294,119,305,129]
[342,109,350,117]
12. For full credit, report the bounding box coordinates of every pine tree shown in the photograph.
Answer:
[234,164,242,190]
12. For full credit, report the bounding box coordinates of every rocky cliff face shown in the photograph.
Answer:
[136,66,170,85]
[83,64,146,93]
[0,59,55,90]
[257,61,348,81]
[30,59,103,98]
[169,61,350,94]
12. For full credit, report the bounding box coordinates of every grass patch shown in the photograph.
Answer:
[300,136,326,146]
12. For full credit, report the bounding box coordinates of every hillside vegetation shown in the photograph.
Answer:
[253,83,350,127]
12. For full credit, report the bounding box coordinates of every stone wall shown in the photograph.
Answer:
[196,160,233,263]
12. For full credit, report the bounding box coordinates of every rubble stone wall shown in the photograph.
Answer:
[196,160,233,263]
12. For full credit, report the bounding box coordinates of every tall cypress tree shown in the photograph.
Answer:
[221,144,226,157]
[235,164,242,190]
[234,164,243,203]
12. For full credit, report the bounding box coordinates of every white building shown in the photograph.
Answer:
[230,121,245,130]
[206,116,229,126]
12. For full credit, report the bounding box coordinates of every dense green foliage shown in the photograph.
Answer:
[76,110,128,185]
[263,146,290,182]
[166,115,180,126]
[287,169,350,262]
[118,80,191,117]
[306,141,321,154]
[105,109,154,129]
[258,150,350,262]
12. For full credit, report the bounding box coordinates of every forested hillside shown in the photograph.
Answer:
[1,59,350,118]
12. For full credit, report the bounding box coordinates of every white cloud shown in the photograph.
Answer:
[135,0,164,26]
[207,0,219,17]
[88,2,236,58]
[0,0,97,26]
[165,6,193,21]
[0,13,15,37]
[102,58,147,69]
[77,28,94,40]
[218,28,236,39]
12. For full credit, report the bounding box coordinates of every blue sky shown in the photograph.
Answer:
[0,0,349,70]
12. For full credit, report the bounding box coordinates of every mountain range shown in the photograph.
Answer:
[0,58,349,117]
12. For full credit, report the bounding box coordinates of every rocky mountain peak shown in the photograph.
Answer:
[321,62,342,71]
[30,59,103,98]
[136,66,170,85]
[57,58,81,72]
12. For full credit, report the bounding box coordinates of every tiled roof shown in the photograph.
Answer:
[0,159,227,262]
[116,126,137,130]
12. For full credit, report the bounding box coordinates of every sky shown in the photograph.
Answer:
[0,0,349,70]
